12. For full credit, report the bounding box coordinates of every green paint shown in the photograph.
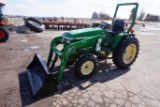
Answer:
[46,3,139,84]
[63,28,106,40]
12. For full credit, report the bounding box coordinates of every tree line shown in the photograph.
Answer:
[91,12,111,20]
[92,10,160,22]
[137,9,159,21]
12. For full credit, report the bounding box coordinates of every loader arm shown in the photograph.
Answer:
[47,36,100,83]
[47,36,62,66]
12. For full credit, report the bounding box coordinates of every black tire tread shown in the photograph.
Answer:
[74,54,98,79]
[25,17,43,33]
[0,26,9,42]
[113,36,139,69]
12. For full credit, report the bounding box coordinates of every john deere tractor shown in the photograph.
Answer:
[0,2,9,42]
[26,3,139,96]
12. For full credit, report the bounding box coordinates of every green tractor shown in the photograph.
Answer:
[26,3,139,96]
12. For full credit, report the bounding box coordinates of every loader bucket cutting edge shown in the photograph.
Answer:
[26,53,57,96]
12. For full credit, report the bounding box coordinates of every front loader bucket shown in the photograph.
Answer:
[26,53,57,96]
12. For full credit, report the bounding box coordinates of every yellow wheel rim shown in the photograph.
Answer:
[123,44,137,64]
[81,61,94,75]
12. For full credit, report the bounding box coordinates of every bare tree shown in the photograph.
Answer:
[137,9,146,21]
[145,13,159,21]
[99,12,110,20]
[91,12,111,20]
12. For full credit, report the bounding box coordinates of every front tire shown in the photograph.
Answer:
[113,36,139,69]
[74,54,98,79]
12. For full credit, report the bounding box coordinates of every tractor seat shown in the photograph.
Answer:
[108,20,124,35]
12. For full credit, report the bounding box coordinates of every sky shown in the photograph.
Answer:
[1,0,160,18]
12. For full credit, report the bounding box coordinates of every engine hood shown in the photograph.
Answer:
[62,28,106,40]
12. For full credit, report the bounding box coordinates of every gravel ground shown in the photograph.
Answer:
[0,23,160,107]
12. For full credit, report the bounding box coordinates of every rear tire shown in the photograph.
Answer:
[0,26,9,42]
[113,36,139,69]
[74,54,98,79]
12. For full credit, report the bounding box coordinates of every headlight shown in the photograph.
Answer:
[56,44,64,51]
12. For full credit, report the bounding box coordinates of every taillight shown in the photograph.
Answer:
[130,29,135,33]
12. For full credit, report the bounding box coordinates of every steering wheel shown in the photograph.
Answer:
[100,21,111,29]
